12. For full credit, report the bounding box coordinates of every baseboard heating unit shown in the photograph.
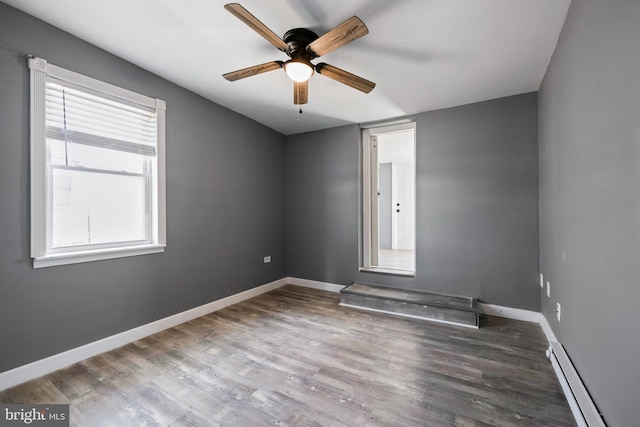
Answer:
[546,341,606,427]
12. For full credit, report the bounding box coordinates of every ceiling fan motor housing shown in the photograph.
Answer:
[283,28,319,60]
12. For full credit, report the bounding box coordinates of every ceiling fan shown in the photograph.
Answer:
[222,3,376,106]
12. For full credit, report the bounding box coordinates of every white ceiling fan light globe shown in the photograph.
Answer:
[284,60,314,82]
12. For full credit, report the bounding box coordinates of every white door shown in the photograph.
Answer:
[393,162,415,250]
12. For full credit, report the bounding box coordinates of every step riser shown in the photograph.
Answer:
[340,292,479,328]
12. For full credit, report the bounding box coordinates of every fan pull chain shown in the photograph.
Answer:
[296,106,303,123]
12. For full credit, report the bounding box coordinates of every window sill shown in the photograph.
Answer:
[33,244,166,268]
[359,267,416,278]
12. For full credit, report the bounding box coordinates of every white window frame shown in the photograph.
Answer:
[361,121,416,276]
[29,56,166,268]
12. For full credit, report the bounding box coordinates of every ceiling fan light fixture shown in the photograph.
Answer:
[222,4,375,104]
[284,58,314,82]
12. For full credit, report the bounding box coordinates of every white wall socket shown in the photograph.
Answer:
[263,256,271,263]
[556,302,561,321]
[539,273,544,288]
[546,281,551,298]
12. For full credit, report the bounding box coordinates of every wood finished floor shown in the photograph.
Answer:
[0,285,575,427]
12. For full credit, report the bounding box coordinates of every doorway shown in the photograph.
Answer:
[362,123,416,273]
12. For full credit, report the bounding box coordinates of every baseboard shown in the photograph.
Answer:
[547,340,606,427]
[540,313,559,343]
[0,277,544,393]
[286,277,345,293]
[477,302,541,323]
[0,277,287,392]
[541,315,606,427]
[288,278,539,324]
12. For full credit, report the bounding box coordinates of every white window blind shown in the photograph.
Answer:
[46,78,157,157]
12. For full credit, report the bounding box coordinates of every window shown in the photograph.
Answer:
[361,122,416,275]
[29,57,166,268]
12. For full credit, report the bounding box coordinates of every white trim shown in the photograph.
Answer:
[29,57,47,259]
[33,244,166,268]
[362,131,373,269]
[359,267,416,277]
[288,278,542,324]
[0,278,287,391]
[28,55,167,268]
[370,135,379,266]
[43,61,158,108]
[477,303,541,323]
[0,276,553,394]
[155,99,167,246]
[541,317,606,427]
[364,122,417,135]
[547,342,588,427]
[547,341,606,427]
[286,277,345,293]
[339,302,479,329]
[361,122,416,273]
[540,313,559,343]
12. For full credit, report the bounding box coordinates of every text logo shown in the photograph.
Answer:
[0,405,69,427]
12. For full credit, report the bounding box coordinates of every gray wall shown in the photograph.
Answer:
[0,3,286,373]
[538,0,640,425]
[286,93,540,311]
[285,125,361,284]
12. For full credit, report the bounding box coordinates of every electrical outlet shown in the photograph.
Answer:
[263,256,271,263]
[539,273,544,288]
[556,302,561,322]
[546,281,551,298]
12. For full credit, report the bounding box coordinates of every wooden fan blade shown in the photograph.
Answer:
[223,61,284,81]
[294,80,308,105]
[315,63,375,93]
[307,16,368,57]
[224,3,288,51]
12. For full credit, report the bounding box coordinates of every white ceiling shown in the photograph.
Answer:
[4,0,571,135]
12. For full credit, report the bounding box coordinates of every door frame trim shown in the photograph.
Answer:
[361,122,416,272]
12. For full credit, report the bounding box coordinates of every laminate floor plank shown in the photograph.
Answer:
[0,285,575,426]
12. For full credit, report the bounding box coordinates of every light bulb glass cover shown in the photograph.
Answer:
[284,60,314,82]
